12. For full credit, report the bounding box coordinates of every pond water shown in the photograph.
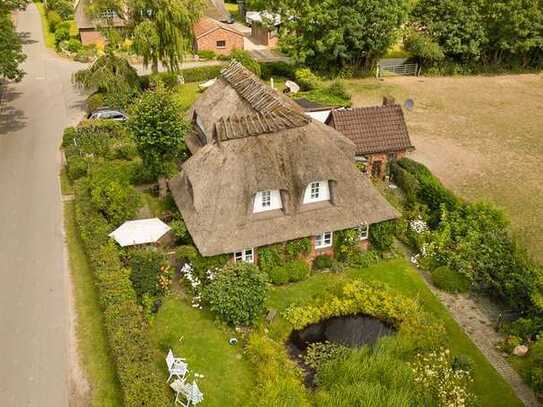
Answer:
[287,314,396,387]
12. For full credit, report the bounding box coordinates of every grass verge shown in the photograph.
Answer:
[33,2,55,49]
[64,202,123,406]
[149,296,254,406]
[267,258,522,407]
[60,169,73,195]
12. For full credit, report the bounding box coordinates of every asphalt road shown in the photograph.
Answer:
[0,5,86,406]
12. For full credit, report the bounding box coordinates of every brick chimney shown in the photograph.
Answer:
[383,96,396,106]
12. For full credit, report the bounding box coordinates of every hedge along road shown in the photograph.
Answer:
[0,4,87,406]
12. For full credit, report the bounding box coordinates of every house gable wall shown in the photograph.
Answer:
[196,28,244,55]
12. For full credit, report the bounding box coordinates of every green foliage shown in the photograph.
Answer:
[66,155,88,181]
[246,333,311,406]
[148,72,179,90]
[431,266,471,293]
[333,228,360,262]
[54,25,70,47]
[274,0,410,72]
[518,338,543,392]
[303,341,348,370]
[87,93,105,113]
[196,50,217,60]
[202,262,267,326]
[286,237,311,259]
[180,65,224,82]
[169,218,190,244]
[499,335,523,354]
[61,38,82,53]
[260,61,296,80]
[176,244,229,285]
[47,10,62,31]
[313,254,334,270]
[505,317,543,342]
[128,85,190,178]
[350,250,381,268]
[298,81,352,107]
[369,221,396,252]
[294,67,320,90]
[403,29,444,65]
[46,0,73,19]
[269,260,310,285]
[74,44,97,62]
[231,49,261,76]
[87,163,141,226]
[128,248,169,300]
[73,179,170,406]
[0,12,26,81]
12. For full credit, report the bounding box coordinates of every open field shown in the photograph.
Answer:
[346,74,543,262]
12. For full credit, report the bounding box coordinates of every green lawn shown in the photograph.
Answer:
[174,83,201,112]
[267,258,522,407]
[64,203,123,407]
[150,297,254,406]
[34,2,55,49]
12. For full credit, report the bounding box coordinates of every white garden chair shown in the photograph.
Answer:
[166,349,188,383]
[177,380,204,406]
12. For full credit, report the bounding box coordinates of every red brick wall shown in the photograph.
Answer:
[80,29,106,46]
[196,28,244,55]
[250,24,278,47]
[366,150,407,179]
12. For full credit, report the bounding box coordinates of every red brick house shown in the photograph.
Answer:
[193,17,244,55]
[325,99,415,178]
[168,62,398,264]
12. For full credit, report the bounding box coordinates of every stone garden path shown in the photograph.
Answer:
[415,266,540,406]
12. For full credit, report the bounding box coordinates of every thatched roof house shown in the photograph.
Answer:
[169,62,398,259]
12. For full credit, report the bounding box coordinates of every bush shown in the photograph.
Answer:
[47,10,62,31]
[46,0,74,19]
[202,262,267,325]
[390,161,419,203]
[196,50,217,60]
[261,61,296,80]
[313,254,334,270]
[431,266,471,293]
[369,221,396,252]
[334,228,360,262]
[62,38,82,53]
[505,317,543,342]
[61,126,77,147]
[128,249,169,300]
[294,67,320,90]
[452,354,474,373]
[268,265,289,285]
[326,80,350,100]
[350,250,381,268]
[269,260,310,285]
[74,45,97,62]
[86,92,104,113]
[179,65,224,82]
[149,72,179,90]
[66,155,88,180]
[54,26,70,46]
[404,30,444,66]
[231,49,261,76]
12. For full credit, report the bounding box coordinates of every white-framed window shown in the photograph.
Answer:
[253,190,282,213]
[315,232,333,249]
[99,9,117,19]
[303,180,330,204]
[234,248,254,263]
[358,223,369,240]
[216,40,226,48]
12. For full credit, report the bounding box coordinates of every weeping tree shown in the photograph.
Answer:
[129,0,206,72]
[72,51,141,107]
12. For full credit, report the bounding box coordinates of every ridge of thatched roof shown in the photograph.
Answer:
[214,110,310,141]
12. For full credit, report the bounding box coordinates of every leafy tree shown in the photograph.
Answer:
[129,248,168,299]
[0,0,28,81]
[271,0,410,72]
[127,85,190,178]
[230,49,261,76]
[45,0,73,19]
[73,51,141,107]
[202,262,268,326]
[404,29,444,65]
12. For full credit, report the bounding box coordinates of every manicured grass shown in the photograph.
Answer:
[34,2,55,49]
[174,83,201,112]
[64,203,123,407]
[267,258,522,407]
[149,296,254,406]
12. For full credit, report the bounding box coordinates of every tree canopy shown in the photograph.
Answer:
[0,0,28,81]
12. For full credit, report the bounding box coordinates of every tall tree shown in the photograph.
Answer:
[0,0,29,81]
[270,0,410,72]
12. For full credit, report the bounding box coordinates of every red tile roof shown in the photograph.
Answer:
[193,17,242,39]
[327,105,414,155]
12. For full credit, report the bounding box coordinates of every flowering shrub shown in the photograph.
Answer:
[410,349,474,407]
[180,262,219,309]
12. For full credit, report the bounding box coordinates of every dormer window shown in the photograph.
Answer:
[253,190,282,213]
[303,180,330,204]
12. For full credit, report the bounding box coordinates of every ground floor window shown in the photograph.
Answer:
[216,40,226,48]
[358,223,369,240]
[315,232,333,249]
[234,248,254,263]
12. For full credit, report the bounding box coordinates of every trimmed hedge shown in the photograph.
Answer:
[313,254,334,270]
[73,179,170,406]
[180,65,224,83]
[261,61,296,80]
[431,266,471,293]
[268,260,310,285]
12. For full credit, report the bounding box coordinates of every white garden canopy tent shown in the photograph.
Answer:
[109,218,171,247]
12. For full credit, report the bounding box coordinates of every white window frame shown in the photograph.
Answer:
[253,190,282,213]
[315,232,333,249]
[303,180,330,204]
[358,223,369,240]
[234,248,254,263]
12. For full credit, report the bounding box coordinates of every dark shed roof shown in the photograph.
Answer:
[326,105,414,155]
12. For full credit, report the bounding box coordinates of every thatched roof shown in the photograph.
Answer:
[326,105,414,155]
[75,0,126,29]
[170,62,398,256]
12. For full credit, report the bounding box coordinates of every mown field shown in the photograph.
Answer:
[345,74,543,263]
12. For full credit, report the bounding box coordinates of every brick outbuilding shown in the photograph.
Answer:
[193,18,244,56]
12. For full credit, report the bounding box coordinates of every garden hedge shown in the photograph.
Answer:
[180,65,224,83]
[73,180,170,406]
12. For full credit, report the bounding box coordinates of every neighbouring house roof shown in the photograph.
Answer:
[109,218,171,247]
[193,17,242,40]
[326,105,414,156]
[169,62,398,256]
[306,109,332,123]
[75,0,126,30]
[205,0,231,22]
